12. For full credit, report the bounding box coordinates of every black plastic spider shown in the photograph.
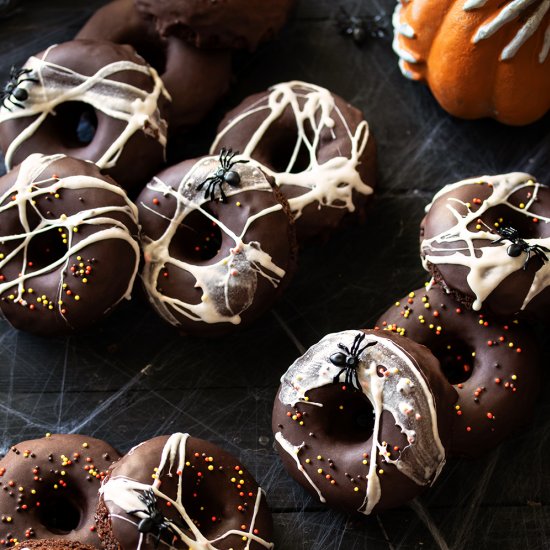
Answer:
[335,6,387,45]
[1,66,37,111]
[330,332,376,390]
[128,488,177,548]
[196,148,248,202]
[494,225,550,270]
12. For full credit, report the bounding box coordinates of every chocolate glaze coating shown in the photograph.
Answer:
[0,434,120,548]
[137,154,297,336]
[376,285,541,458]
[420,173,550,318]
[212,82,377,244]
[134,0,296,51]
[19,540,95,550]
[96,433,273,550]
[0,154,140,336]
[0,40,169,191]
[272,330,456,514]
[76,0,231,132]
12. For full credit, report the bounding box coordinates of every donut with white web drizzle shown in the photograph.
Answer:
[420,173,550,318]
[0,153,140,336]
[136,151,296,335]
[376,284,541,458]
[0,40,170,190]
[272,329,456,514]
[210,81,376,243]
[0,433,120,548]
[96,433,274,550]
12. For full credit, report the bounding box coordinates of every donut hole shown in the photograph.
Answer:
[38,494,82,534]
[432,340,474,385]
[265,120,315,174]
[26,228,69,271]
[51,102,98,147]
[168,209,223,262]
[323,388,375,443]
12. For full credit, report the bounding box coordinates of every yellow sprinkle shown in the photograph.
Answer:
[231,477,236,483]
[353,487,359,492]
[31,489,36,494]
[317,455,322,460]
[82,278,88,284]
[46,433,51,437]
[0,253,4,259]
[378,469,384,475]
[395,301,400,307]
[519,203,525,209]
[82,442,88,448]
[408,292,415,298]
[339,405,344,410]
[299,421,304,426]
[185,461,190,467]
[471,352,476,357]
[305,459,311,464]
[74,295,80,301]
[53,484,58,489]
[362,459,368,465]
[61,471,66,476]
[208,465,214,471]
[77,256,82,261]
[317,469,323,474]
[62,239,67,244]
[475,224,481,230]
[60,213,66,220]
[512,374,517,380]
[54,193,60,199]
[424,303,430,309]
[236,201,241,207]
[48,305,53,310]
[58,300,63,305]
[455,405,461,410]
[62,283,67,289]
[73,227,78,232]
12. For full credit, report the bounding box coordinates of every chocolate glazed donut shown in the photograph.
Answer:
[272,330,456,514]
[0,434,120,548]
[0,40,170,190]
[96,433,274,550]
[137,151,297,336]
[211,81,377,243]
[76,0,231,132]
[0,154,140,336]
[420,173,550,318]
[376,285,541,458]
[134,0,296,51]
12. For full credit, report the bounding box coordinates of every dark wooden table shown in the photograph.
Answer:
[0,1,549,548]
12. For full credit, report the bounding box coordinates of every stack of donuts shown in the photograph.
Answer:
[272,171,545,514]
[0,1,377,337]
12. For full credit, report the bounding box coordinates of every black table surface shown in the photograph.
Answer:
[0,1,549,549]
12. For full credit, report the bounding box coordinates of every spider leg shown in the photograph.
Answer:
[126,507,147,515]
[197,175,215,192]
[522,248,532,270]
[8,97,25,109]
[18,76,39,84]
[350,332,366,355]
[230,158,249,169]
[218,184,227,203]
[356,341,376,356]
[337,343,351,354]
[332,367,346,384]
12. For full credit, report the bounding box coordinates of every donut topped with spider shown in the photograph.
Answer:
[96,433,274,550]
[421,173,550,318]
[137,150,296,335]
[0,40,170,190]
[211,81,377,243]
[272,329,456,514]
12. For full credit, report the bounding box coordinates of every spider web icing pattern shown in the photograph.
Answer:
[210,81,373,220]
[0,153,140,326]
[421,173,550,311]
[100,433,274,550]
[140,156,287,327]
[0,44,170,170]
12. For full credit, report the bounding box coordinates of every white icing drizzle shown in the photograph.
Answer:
[277,331,445,515]
[421,173,550,311]
[0,43,170,170]
[210,81,373,220]
[392,0,550,81]
[140,156,287,327]
[274,433,326,503]
[100,433,274,550]
[0,153,140,324]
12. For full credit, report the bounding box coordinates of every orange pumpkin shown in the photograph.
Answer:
[392,0,550,125]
